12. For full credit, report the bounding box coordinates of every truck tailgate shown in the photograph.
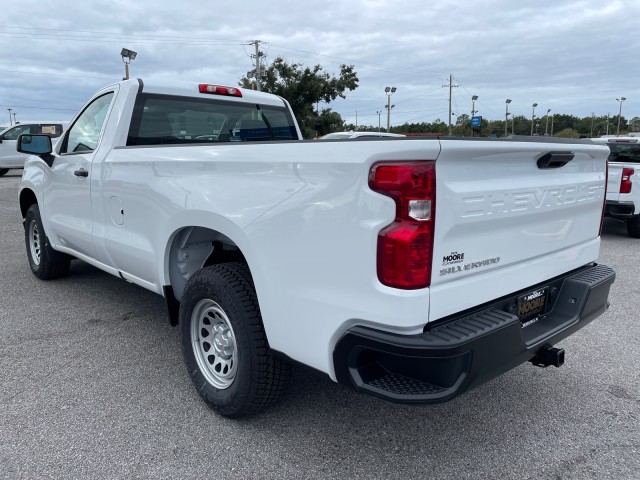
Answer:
[429,139,608,321]
[607,163,622,202]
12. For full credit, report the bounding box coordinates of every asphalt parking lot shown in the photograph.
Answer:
[1,169,638,479]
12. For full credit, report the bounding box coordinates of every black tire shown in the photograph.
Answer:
[627,216,640,238]
[0,169,8,176]
[24,204,71,279]
[179,262,289,418]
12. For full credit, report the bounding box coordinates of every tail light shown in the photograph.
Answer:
[369,161,436,289]
[621,167,634,194]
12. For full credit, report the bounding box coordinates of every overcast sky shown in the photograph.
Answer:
[0,0,637,129]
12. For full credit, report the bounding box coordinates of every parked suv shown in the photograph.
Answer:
[0,121,67,176]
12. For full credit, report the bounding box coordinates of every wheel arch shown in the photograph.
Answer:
[19,188,38,219]
[163,223,256,325]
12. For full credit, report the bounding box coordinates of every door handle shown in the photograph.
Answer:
[74,168,89,177]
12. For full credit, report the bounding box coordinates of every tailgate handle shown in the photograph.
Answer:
[537,151,574,169]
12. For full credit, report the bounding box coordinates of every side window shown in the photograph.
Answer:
[61,92,114,154]
[2,124,33,140]
[40,124,64,138]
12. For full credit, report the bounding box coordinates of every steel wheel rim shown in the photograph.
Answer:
[190,299,237,389]
[28,220,41,266]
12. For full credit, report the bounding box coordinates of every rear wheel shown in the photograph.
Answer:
[0,169,8,176]
[24,204,71,279]
[627,216,640,238]
[179,263,289,417]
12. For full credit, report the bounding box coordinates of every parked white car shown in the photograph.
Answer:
[0,121,67,176]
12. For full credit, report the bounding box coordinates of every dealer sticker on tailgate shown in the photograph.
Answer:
[517,287,548,324]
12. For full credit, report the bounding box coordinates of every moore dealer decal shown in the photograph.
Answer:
[442,251,465,266]
[439,256,501,276]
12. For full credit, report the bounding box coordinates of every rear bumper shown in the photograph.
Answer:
[605,200,635,219]
[333,264,615,404]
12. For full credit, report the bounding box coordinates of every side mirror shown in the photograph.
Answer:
[17,134,53,155]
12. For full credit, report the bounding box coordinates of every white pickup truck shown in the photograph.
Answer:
[17,79,615,418]
[591,136,640,237]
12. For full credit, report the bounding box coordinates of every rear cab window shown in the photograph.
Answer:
[127,93,298,146]
[606,141,640,163]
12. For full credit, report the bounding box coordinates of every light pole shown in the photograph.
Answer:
[616,97,626,136]
[530,103,538,136]
[470,95,478,137]
[505,99,511,137]
[376,111,382,132]
[120,48,137,80]
[12,112,17,125]
[545,109,551,136]
[7,108,12,126]
[385,86,396,132]
[551,114,555,136]
[385,104,395,131]
[590,112,595,138]
[606,113,610,135]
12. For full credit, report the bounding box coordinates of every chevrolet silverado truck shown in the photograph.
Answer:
[17,79,615,417]
[591,136,640,237]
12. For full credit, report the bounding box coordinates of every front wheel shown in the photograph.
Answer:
[179,263,289,418]
[24,204,71,279]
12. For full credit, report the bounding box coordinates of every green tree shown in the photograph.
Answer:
[239,57,359,138]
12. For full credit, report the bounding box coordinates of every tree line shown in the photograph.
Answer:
[346,113,638,138]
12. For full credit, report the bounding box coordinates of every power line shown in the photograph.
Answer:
[0,26,242,43]
[0,103,78,112]
[0,68,112,80]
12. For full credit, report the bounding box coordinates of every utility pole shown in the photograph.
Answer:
[7,108,12,126]
[443,74,458,136]
[504,99,511,137]
[376,110,381,132]
[590,113,595,138]
[246,40,265,91]
[254,40,262,91]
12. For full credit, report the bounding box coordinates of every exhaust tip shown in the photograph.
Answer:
[530,347,565,368]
